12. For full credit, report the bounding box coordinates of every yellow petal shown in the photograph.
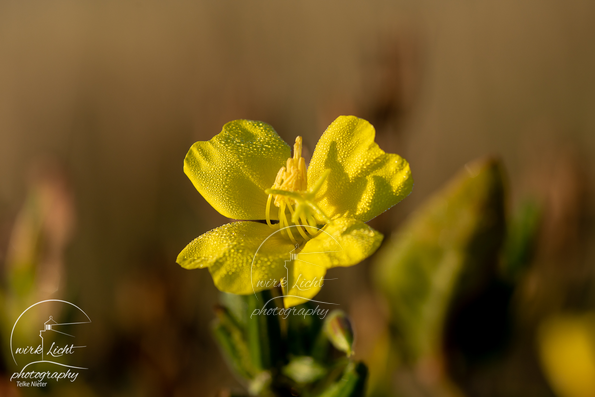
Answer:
[184,120,290,220]
[177,221,295,295]
[538,313,595,397]
[308,116,413,222]
[283,218,383,307]
[282,257,328,308]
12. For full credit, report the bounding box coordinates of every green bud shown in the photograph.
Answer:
[282,356,326,384]
[324,310,355,357]
[248,371,272,396]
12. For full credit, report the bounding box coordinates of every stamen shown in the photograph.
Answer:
[279,203,297,244]
[279,204,287,229]
[301,214,318,236]
[287,204,310,240]
[265,136,331,242]
[266,194,274,228]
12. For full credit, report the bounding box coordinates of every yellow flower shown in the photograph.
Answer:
[177,116,413,307]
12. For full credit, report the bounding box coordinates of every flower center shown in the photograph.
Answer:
[271,137,308,207]
[265,137,331,244]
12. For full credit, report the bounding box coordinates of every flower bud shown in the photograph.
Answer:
[324,310,355,356]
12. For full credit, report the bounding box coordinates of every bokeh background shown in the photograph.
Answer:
[1,1,594,396]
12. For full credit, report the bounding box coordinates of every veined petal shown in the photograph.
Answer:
[185,120,291,220]
[300,217,384,269]
[283,218,383,307]
[177,221,295,295]
[308,116,413,222]
[283,258,327,308]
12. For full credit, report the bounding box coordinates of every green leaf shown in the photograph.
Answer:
[317,361,368,397]
[286,302,325,357]
[245,290,284,371]
[212,305,258,381]
[219,292,249,329]
[373,157,506,363]
[502,199,542,281]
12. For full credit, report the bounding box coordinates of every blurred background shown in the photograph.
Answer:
[1,1,594,396]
